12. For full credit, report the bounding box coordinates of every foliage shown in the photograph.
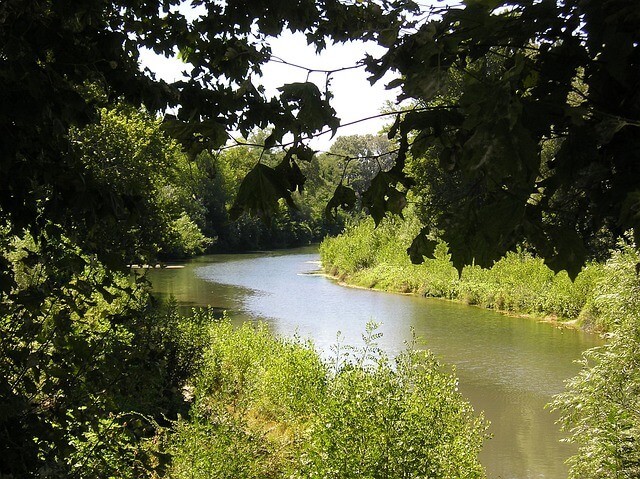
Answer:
[166,212,213,258]
[71,106,212,262]
[327,134,398,195]
[168,319,488,479]
[3,0,639,476]
[367,0,640,277]
[3,0,639,277]
[0,0,416,270]
[320,215,621,324]
[201,138,349,252]
[551,237,640,479]
[0,228,211,476]
[300,326,488,479]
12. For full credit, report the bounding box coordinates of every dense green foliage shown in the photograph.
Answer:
[369,0,640,278]
[551,239,640,479]
[2,0,639,477]
[70,109,344,256]
[167,319,488,479]
[202,140,347,252]
[0,236,210,476]
[323,220,640,478]
[71,106,213,260]
[320,216,631,330]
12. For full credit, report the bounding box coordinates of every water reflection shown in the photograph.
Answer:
[146,248,602,479]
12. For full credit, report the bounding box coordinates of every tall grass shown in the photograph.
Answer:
[320,217,637,331]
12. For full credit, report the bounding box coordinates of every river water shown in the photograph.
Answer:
[145,247,603,479]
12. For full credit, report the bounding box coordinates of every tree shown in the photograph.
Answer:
[329,133,397,194]
[0,0,412,266]
[71,106,212,261]
[362,0,640,278]
[6,0,638,275]
[1,2,413,475]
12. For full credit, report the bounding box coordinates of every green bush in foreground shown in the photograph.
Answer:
[551,238,640,479]
[168,320,489,479]
[0,232,210,477]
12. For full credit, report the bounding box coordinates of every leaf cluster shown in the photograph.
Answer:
[366,0,640,277]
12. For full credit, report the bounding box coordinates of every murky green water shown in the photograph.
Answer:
[144,246,602,479]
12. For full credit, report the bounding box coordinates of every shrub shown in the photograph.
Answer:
[301,345,488,478]
[165,212,214,258]
[168,320,489,479]
[551,236,640,479]
[0,236,210,477]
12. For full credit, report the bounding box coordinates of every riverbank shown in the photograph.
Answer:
[321,266,583,330]
[148,247,605,479]
[319,218,640,334]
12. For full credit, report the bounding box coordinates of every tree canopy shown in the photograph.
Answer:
[3,0,639,277]
[0,0,409,271]
[376,0,640,278]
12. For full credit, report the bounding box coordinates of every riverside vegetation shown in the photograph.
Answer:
[3,1,639,477]
[321,216,640,478]
[167,319,488,479]
[0,102,489,477]
[320,215,638,332]
[1,235,490,478]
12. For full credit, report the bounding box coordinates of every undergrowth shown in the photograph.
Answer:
[166,319,489,479]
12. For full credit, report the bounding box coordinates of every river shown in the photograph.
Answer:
[144,246,603,479]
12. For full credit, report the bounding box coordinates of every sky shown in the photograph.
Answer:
[259,32,403,150]
[139,30,403,151]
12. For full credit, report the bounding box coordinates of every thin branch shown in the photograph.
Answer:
[219,104,456,157]
[268,55,363,76]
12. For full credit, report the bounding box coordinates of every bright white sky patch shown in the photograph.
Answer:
[139,30,401,151]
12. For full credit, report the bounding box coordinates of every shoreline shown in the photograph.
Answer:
[319,267,585,332]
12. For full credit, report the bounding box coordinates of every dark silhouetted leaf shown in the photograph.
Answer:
[325,184,357,220]
[275,157,306,193]
[229,163,295,226]
[362,171,409,225]
[407,227,438,264]
[543,227,587,280]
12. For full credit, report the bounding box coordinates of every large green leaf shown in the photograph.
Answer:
[361,171,408,226]
[275,156,306,193]
[407,227,438,264]
[278,82,340,137]
[541,226,587,280]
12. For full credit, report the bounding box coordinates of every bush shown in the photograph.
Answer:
[551,237,640,479]
[165,212,214,258]
[0,230,212,477]
[301,346,488,478]
[168,320,489,479]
